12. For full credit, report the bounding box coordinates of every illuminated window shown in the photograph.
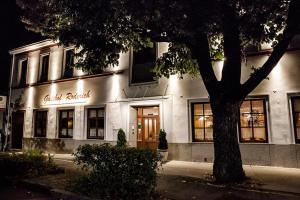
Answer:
[59,110,74,138]
[39,54,49,82]
[191,103,213,142]
[19,59,28,86]
[87,108,105,139]
[63,49,74,78]
[239,99,268,143]
[131,43,156,84]
[291,97,300,143]
[34,110,47,137]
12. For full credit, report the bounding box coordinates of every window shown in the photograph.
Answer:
[59,110,74,138]
[291,97,300,143]
[63,49,74,78]
[191,103,213,142]
[39,54,49,82]
[19,59,28,86]
[34,110,47,137]
[131,43,156,84]
[87,108,105,139]
[239,99,268,143]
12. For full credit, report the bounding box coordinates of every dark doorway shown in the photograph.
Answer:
[11,111,24,149]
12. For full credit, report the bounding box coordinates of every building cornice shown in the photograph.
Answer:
[9,39,59,55]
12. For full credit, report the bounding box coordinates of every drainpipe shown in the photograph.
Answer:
[4,54,15,151]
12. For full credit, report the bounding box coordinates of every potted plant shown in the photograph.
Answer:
[158,129,168,162]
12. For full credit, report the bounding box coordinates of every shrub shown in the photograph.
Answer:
[72,144,159,200]
[116,128,127,148]
[0,150,63,182]
[158,129,168,150]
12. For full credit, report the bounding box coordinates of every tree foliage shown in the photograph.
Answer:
[16,0,300,183]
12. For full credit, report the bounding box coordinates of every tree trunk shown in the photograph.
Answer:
[211,98,245,183]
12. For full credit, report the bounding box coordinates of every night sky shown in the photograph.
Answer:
[0,0,43,95]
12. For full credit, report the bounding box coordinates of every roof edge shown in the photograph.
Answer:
[9,39,59,55]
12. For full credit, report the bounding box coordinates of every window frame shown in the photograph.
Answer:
[58,109,74,139]
[238,98,269,143]
[62,48,75,79]
[291,96,300,144]
[18,58,28,87]
[38,53,50,83]
[87,108,105,139]
[34,110,48,138]
[129,43,158,86]
[191,102,214,142]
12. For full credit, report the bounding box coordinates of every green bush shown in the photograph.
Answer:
[72,144,159,200]
[0,150,63,182]
[158,129,168,150]
[116,128,127,148]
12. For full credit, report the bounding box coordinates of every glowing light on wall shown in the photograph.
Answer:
[26,86,34,108]
[111,74,120,101]
[28,55,39,84]
[77,79,84,94]
[50,83,57,97]
[50,53,61,80]
[168,74,179,94]
[212,60,224,81]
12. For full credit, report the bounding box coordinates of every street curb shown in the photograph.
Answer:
[21,179,93,200]
[160,174,300,198]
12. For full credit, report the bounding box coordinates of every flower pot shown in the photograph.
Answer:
[158,149,168,162]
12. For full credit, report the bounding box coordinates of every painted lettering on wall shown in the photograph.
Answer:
[43,90,91,105]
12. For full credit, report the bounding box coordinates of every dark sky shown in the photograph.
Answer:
[0,0,43,95]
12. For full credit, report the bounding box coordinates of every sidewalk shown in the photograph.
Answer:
[52,154,300,195]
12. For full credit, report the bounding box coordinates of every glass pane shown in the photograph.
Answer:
[204,104,212,115]
[194,129,204,141]
[137,118,142,141]
[254,128,266,141]
[144,119,148,140]
[252,100,264,113]
[68,129,73,137]
[204,116,213,128]
[97,109,104,117]
[61,129,67,136]
[297,128,300,140]
[240,101,251,113]
[89,129,97,137]
[89,119,96,128]
[240,113,252,127]
[241,128,252,141]
[194,104,203,115]
[252,114,265,127]
[194,117,204,128]
[61,119,67,128]
[142,107,159,116]
[148,119,153,140]
[69,111,73,118]
[97,118,104,128]
[98,129,104,138]
[37,128,41,135]
[61,111,68,118]
[68,119,73,129]
[293,99,300,112]
[205,128,213,141]
[295,113,300,126]
[89,110,97,118]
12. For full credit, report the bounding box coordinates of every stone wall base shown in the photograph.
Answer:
[168,143,300,168]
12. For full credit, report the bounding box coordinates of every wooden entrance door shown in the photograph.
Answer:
[11,111,25,149]
[136,107,160,150]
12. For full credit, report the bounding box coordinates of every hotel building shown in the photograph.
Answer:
[7,39,300,168]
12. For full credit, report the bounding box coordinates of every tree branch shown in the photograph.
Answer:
[189,34,219,96]
[241,0,300,99]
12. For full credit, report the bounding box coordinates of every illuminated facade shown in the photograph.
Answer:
[8,39,300,168]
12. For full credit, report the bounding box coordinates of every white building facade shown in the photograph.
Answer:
[7,39,300,168]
